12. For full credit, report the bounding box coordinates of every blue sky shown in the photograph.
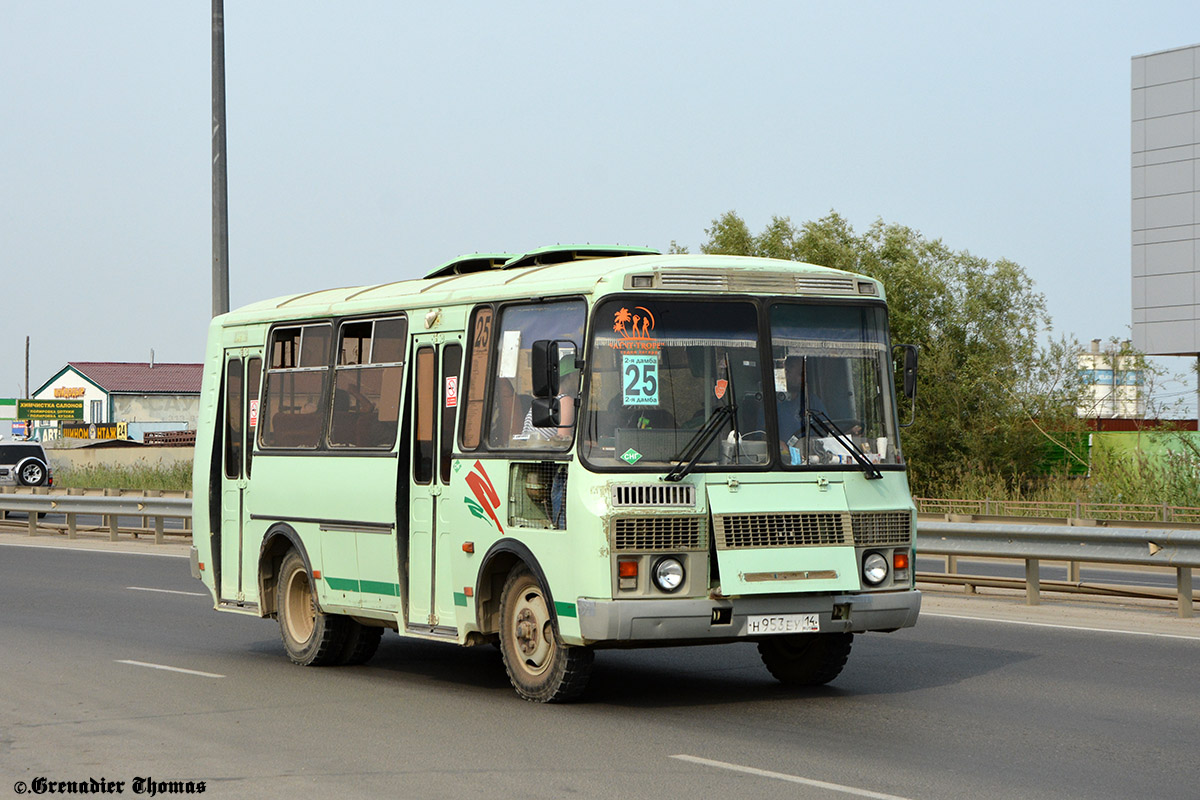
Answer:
[2,2,1197,410]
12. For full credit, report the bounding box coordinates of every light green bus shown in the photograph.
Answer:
[191,245,921,702]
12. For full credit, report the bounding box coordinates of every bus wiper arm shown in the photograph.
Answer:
[663,404,735,483]
[808,410,882,480]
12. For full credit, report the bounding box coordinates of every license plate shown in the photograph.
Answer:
[745,613,820,635]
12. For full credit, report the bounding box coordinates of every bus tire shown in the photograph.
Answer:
[757,632,853,686]
[498,566,593,703]
[336,621,383,666]
[276,549,345,666]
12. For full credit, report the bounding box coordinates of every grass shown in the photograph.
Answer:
[913,434,1200,520]
[50,462,193,493]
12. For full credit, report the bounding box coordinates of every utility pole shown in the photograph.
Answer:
[212,0,230,317]
[24,337,29,399]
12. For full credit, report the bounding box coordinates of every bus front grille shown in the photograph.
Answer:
[713,511,913,549]
[850,511,913,546]
[714,512,848,549]
[612,516,706,552]
[611,484,696,507]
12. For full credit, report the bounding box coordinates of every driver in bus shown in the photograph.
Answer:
[776,356,827,440]
[516,363,579,442]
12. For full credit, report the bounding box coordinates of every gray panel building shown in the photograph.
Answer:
[1132,44,1200,357]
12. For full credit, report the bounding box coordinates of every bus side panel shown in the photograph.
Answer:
[248,453,400,615]
[444,458,611,646]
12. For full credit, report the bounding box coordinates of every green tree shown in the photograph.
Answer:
[696,210,1085,495]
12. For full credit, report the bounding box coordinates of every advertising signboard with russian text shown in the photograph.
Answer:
[17,400,85,420]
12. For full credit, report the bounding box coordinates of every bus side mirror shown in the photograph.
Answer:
[893,344,918,429]
[900,345,918,400]
[531,396,560,427]
[531,340,560,399]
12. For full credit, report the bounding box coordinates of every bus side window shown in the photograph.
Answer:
[413,347,436,484]
[460,306,492,451]
[329,316,407,449]
[486,300,585,451]
[245,357,261,476]
[260,323,332,449]
[440,344,462,483]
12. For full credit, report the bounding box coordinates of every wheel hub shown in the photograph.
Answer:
[516,608,540,655]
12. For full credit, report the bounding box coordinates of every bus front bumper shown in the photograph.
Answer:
[574,589,920,644]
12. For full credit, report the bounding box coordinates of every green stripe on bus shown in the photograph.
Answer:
[554,601,577,618]
[323,576,400,596]
[360,579,400,596]
[453,592,468,607]
[324,576,359,592]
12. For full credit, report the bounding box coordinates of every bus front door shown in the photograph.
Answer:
[218,350,261,604]
[405,336,463,635]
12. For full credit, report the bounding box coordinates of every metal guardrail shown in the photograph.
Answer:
[2,489,1196,617]
[0,488,191,545]
[916,496,1200,525]
[916,519,1199,618]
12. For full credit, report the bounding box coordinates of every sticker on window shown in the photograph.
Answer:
[622,354,659,406]
[445,376,458,408]
[620,448,643,465]
[498,330,521,378]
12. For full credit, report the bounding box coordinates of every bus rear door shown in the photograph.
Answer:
[218,349,261,604]
[406,334,463,635]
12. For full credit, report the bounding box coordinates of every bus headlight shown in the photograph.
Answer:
[862,552,889,585]
[652,557,685,593]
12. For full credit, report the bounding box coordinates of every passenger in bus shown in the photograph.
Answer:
[522,466,568,529]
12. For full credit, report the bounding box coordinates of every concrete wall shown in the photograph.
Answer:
[45,446,194,474]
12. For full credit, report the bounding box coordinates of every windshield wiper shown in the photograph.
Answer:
[664,353,739,483]
[663,403,735,482]
[807,410,882,480]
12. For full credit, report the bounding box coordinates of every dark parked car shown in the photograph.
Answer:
[0,442,53,487]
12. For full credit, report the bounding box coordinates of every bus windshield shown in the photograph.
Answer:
[580,298,903,471]
[581,299,764,469]
[769,303,901,469]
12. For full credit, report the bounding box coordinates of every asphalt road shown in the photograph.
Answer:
[1,538,1198,800]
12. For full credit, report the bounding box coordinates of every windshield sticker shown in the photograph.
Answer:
[464,460,504,534]
[714,379,727,401]
[620,448,643,465]
[622,354,659,406]
[498,330,521,378]
[610,306,661,354]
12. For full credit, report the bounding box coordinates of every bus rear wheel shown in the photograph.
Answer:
[758,632,853,686]
[276,550,345,666]
[498,566,593,703]
[336,621,383,666]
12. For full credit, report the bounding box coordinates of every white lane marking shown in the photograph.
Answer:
[116,660,225,678]
[922,612,1200,641]
[671,755,913,800]
[0,541,188,558]
[127,586,206,597]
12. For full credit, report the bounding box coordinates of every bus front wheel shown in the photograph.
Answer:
[276,550,345,666]
[498,566,593,703]
[757,632,853,686]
